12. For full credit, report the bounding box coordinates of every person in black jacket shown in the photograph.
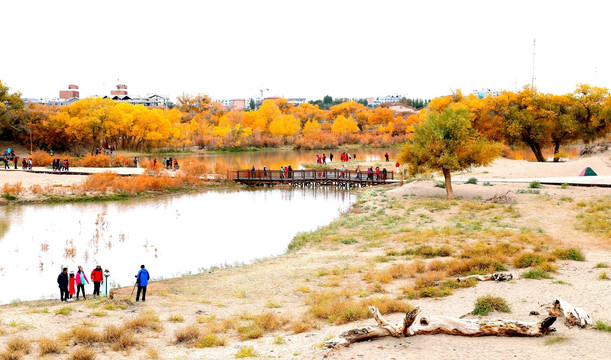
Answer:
[57,267,69,302]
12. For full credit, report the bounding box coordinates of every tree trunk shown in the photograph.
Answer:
[325,307,556,349]
[553,141,561,162]
[442,168,454,199]
[528,142,546,162]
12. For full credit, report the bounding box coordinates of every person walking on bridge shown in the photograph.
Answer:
[136,265,150,302]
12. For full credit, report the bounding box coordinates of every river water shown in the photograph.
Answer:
[147,148,398,171]
[0,187,356,304]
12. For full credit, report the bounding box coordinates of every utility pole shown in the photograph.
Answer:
[531,38,536,89]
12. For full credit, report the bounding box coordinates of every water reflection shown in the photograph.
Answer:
[143,148,395,171]
[0,188,355,304]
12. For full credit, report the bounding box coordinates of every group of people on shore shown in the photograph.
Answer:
[56,265,107,301]
[161,157,179,170]
[2,148,27,170]
[51,158,70,171]
[315,152,357,164]
[57,264,150,302]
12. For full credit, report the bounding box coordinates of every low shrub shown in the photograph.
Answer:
[521,268,552,279]
[594,320,611,332]
[237,323,264,340]
[513,253,547,268]
[552,248,585,261]
[54,306,73,315]
[235,345,257,358]
[472,295,511,316]
[78,154,111,168]
[529,180,542,189]
[595,262,609,268]
[168,314,184,323]
[195,333,227,348]
[600,272,609,280]
[465,177,478,184]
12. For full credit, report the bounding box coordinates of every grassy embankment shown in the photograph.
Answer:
[1,183,608,359]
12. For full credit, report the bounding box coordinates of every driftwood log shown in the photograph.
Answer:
[325,306,556,349]
[457,272,513,282]
[548,298,592,328]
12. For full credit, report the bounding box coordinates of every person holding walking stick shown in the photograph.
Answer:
[135,265,150,302]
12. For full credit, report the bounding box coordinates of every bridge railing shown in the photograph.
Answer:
[228,169,394,182]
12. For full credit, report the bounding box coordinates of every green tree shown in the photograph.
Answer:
[399,105,501,199]
[571,84,609,143]
[0,80,25,140]
[323,95,333,105]
[249,98,256,110]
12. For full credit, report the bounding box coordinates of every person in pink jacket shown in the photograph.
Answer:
[75,265,90,300]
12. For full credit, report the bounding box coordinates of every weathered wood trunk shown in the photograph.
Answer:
[442,168,454,200]
[325,306,556,349]
[548,298,592,328]
[456,272,513,282]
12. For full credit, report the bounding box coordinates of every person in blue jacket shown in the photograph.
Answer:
[136,265,150,302]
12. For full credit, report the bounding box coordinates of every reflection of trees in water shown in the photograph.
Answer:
[0,220,10,241]
[141,148,390,172]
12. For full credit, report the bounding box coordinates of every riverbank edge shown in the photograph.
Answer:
[0,182,366,307]
[0,181,241,207]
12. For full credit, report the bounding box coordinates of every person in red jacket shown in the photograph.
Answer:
[69,272,76,300]
[91,265,104,298]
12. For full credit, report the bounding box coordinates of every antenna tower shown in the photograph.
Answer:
[531,38,536,89]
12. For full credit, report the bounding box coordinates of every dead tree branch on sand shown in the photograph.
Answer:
[547,298,592,328]
[456,272,513,282]
[325,306,556,349]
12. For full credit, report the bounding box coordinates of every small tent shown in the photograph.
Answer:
[579,167,597,176]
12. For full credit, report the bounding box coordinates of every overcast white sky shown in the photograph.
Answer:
[2,0,609,102]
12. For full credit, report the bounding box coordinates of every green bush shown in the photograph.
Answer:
[434,182,446,189]
[552,248,585,261]
[513,253,546,268]
[472,295,511,316]
[466,177,478,184]
[529,180,542,189]
[521,268,552,279]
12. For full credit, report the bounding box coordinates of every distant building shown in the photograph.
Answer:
[59,84,80,100]
[215,98,249,110]
[473,89,502,99]
[288,98,306,106]
[368,95,404,107]
[103,84,170,108]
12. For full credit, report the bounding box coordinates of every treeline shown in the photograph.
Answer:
[421,84,610,162]
[0,80,608,159]
[0,82,418,153]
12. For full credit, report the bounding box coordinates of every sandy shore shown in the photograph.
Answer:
[0,151,610,359]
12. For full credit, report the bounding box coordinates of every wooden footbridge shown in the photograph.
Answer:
[228,169,397,187]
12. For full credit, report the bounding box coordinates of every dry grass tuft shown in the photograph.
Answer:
[174,324,201,344]
[194,333,227,348]
[37,337,63,355]
[122,310,162,332]
[69,326,100,344]
[110,331,140,351]
[68,346,96,360]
